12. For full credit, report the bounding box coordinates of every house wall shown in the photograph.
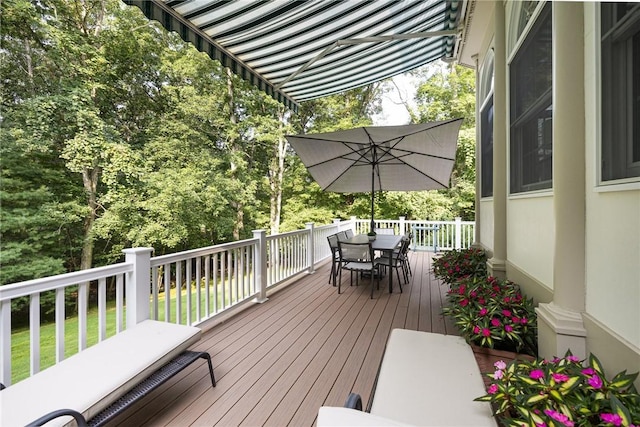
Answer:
[582,3,640,356]
[463,0,640,385]
[479,199,494,254]
[506,196,554,291]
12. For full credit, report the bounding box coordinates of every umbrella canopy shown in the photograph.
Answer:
[286,118,464,229]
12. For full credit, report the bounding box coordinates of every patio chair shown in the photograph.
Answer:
[344,229,354,239]
[337,241,380,298]
[327,234,341,286]
[375,239,409,292]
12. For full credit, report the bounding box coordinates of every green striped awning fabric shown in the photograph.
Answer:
[124,0,461,110]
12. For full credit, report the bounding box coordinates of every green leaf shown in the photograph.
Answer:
[610,394,632,425]
[526,393,548,404]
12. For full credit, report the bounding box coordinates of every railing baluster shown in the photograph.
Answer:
[116,274,124,332]
[205,255,211,317]
[176,261,182,325]
[186,258,192,326]
[55,288,65,363]
[30,293,40,375]
[152,265,159,320]
[78,282,88,351]
[213,253,219,313]
[98,278,107,341]
[163,265,170,323]
[196,256,202,323]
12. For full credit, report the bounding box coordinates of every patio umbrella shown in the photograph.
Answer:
[286,118,464,230]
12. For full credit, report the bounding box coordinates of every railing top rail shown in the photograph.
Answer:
[266,229,308,240]
[150,238,258,266]
[0,263,133,301]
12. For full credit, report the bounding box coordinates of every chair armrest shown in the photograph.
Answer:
[344,393,363,410]
[26,409,88,427]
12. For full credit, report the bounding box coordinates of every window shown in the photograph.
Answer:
[510,4,552,194]
[601,3,640,181]
[481,95,494,198]
[479,50,494,198]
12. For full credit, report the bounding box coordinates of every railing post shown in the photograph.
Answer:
[0,300,11,386]
[253,230,268,303]
[399,216,406,236]
[306,222,315,274]
[455,217,462,249]
[333,218,341,233]
[123,247,153,328]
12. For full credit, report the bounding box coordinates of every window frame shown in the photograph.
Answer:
[509,3,553,194]
[600,3,640,183]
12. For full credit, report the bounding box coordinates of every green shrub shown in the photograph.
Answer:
[433,248,487,283]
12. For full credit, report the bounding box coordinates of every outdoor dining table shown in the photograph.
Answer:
[342,234,404,293]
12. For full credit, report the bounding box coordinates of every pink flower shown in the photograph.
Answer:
[600,413,623,426]
[482,328,491,337]
[566,355,580,363]
[552,373,570,383]
[505,325,513,332]
[493,369,504,380]
[479,307,488,316]
[520,317,528,324]
[581,367,595,376]
[529,369,545,380]
[501,309,512,317]
[460,299,469,307]
[491,318,501,327]
[588,374,603,389]
[494,360,506,370]
[544,409,574,427]
[470,290,477,298]
[473,325,480,334]
[487,384,498,394]
[512,316,520,323]
[503,296,511,303]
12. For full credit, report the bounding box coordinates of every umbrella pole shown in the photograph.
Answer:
[371,163,375,232]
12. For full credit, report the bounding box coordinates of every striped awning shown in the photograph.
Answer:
[124,0,461,110]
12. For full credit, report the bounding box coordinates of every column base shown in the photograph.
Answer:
[536,302,586,360]
[486,258,506,280]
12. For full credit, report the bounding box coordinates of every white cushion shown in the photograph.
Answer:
[1,320,201,427]
[369,329,496,426]
[318,407,411,426]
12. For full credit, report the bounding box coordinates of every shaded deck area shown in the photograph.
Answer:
[118,251,459,426]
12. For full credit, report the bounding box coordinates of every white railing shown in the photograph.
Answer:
[0,217,472,386]
[352,216,475,251]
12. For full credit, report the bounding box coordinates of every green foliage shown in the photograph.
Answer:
[433,248,487,282]
[476,351,640,426]
[442,276,538,355]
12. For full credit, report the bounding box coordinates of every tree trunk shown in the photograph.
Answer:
[269,110,287,234]
[226,68,244,241]
[80,167,100,270]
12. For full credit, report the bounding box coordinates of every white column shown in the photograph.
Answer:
[123,247,153,328]
[536,1,587,360]
[488,0,507,278]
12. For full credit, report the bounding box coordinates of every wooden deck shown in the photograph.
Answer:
[117,251,459,427]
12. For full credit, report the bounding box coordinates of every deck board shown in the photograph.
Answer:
[118,251,459,427]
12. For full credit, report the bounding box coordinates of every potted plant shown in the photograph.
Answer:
[367,231,377,241]
[442,275,538,356]
[476,352,640,426]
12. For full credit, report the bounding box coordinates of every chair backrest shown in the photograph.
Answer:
[336,230,348,241]
[375,228,395,235]
[327,234,339,251]
[338,241,373,263]
[344,229,354,239]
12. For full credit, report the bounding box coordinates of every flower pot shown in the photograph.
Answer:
[367,235,376,241]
